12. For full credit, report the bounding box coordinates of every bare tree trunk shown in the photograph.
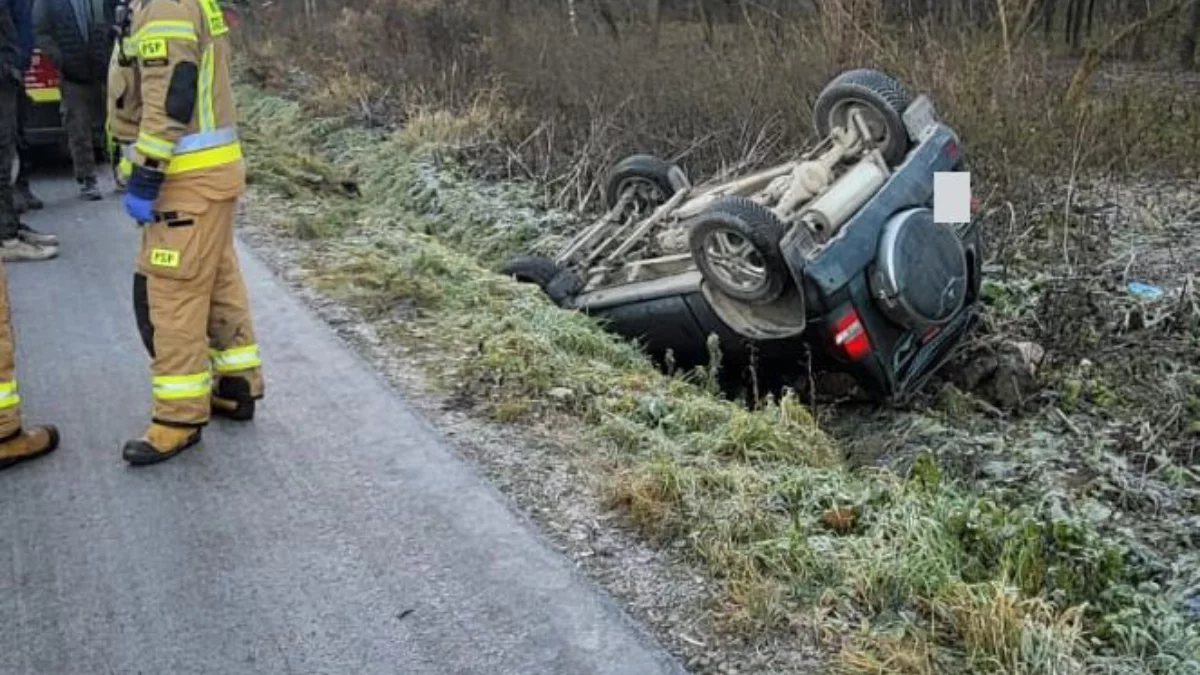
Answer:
[1043,0,1058,38]
[1066,0,1086,50]
[1085,0,1097,39]
[696,0,715,45]
[567,0,580,36]
[1182,0,1200,68]
[650,0,662,46]
[593,0,621,41]
[1130,0,1148,59]
[1070,0,1080,44]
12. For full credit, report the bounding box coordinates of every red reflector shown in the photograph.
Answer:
[832,308,871,361]
[25,50,59,88]
[970,197,981,214]
[945,141,959,160]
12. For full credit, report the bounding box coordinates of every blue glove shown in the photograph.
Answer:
[124,164,165,223]
[123,192,155,223]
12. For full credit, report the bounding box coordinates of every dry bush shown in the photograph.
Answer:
[240,0,1199,224]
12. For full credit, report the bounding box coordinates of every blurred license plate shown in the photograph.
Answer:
[903,95,938,140]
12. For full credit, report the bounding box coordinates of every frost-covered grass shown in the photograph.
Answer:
[237,87,1200,674]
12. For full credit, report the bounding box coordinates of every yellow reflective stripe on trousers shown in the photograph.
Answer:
[133,20,198,43]
[210,345,262,373]
[136,131,174,160]
[164,142,242,175]
[152,372,212,401]
[0,380,19,409]
[198,44,216,131]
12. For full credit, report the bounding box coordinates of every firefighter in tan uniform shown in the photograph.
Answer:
[105,34,139,190]
[0,261,60,471]
[115,0,263,466]
[0,1,60,469]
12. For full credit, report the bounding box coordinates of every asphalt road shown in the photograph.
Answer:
[0,172,687,675]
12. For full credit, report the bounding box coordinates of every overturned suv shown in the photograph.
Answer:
[501,69,984,403]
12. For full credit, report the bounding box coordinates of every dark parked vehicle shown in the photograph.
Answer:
[22,48,107,153]
[500,69,984,403]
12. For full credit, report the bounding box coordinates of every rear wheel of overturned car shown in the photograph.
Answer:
[498,255,582,307]
[687,196,790,306]
[812,68,913,166]
[603,154,687,217]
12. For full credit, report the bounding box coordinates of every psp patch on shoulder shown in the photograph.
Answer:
[149,248,180,268]
[139,38,167,61]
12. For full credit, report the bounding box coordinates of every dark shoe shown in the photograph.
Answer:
[13,185,43,213]
[0,425,60,471]
[0,237,58,262]
[211,377,255,421]
[18,224,58,247]
[122,423,202,466]
[79,177,103,202]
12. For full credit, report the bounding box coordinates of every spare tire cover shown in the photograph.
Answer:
[875,208,968,327]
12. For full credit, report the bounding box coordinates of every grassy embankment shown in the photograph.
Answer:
[232,3,1200,672]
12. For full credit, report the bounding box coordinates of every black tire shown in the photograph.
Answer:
[499,255,581,306]
[544,268,585,306]
[812,68,913,166]
[500,255,560,287]
[603,154,681,213]
[686,196,790,305]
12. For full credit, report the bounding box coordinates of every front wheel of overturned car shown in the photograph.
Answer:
[812,68,913,167]
[498,255,582,307]
[687,196,790,306]
[603,154,688,216]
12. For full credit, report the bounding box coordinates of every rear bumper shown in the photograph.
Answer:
[21,99,107,150]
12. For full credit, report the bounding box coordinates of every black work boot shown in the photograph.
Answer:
[0,425,60,471]
[122,423,202,466]
[13,182,44,213]
[79,176,103,202]
[211,377,255,421]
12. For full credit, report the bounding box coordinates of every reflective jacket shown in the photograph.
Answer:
[119,0,243,211]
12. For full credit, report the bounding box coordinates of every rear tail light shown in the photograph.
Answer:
[832,306,872,361]
[24,49,61,103]
[25,50,59,86]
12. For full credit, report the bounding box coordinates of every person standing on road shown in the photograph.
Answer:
[114,0,264,465]
[104,24,133,190]
[0,0,61,470]
[10,0,45,214]
[32,0,113,201]
[1,0,58,261]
